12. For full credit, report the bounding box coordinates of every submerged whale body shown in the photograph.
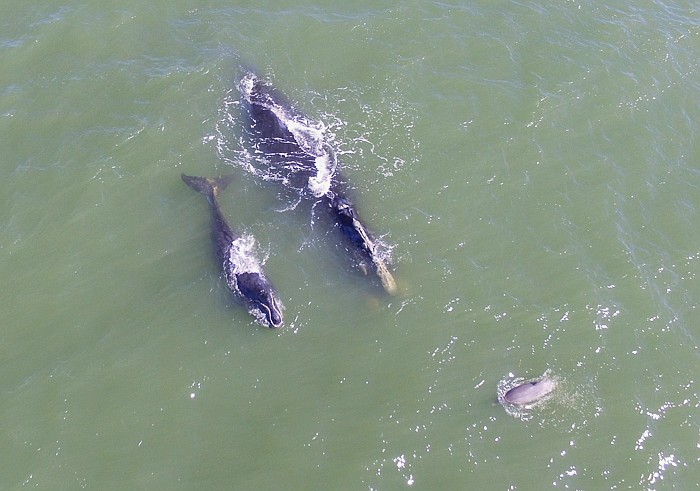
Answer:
[503,376,555,405]
[238,72,397,294]
[181,173,284,328]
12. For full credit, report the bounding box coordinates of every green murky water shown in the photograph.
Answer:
[2,1,700,489]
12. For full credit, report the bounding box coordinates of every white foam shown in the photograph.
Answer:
[308,150,336,198]
[237,72,256,100]
[226,235,263,277]
[283,116,326,157]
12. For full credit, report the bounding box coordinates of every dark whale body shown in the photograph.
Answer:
[181,173,283,328]
[238,72,397,294]
[241,73,329,193]
[504,376,555,405]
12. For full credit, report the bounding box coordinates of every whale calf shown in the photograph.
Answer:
[238,72,397,295]
[181,173,284,328]
[503,376,556,405]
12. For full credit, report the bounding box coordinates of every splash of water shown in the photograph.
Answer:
[226,234,263,278]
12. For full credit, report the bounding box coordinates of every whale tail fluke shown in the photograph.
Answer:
[181,174,234,199]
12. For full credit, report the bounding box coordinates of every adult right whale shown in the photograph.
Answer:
[238,72,397,295]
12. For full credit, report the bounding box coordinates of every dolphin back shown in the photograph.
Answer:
[504,377,556,405]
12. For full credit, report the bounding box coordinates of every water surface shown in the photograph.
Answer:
[2,1,700,489]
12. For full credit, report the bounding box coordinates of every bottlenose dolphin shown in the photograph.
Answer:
[181,173,284,328]
[238,72,397,295]
[503,376,555,405]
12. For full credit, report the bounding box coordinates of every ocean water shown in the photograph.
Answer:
[2,1,700,489]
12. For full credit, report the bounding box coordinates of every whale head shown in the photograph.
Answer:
[236,272,284,328]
